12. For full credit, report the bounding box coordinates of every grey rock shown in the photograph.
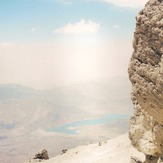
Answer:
[131,156,142,163]
[149,0,157,5]
[128,0,163,161]
[33,149,49,160]
[61,149,68,155]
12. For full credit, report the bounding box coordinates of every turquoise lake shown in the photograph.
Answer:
[49,114,130,134]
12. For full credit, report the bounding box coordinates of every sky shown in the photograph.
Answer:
[0,0,148,89]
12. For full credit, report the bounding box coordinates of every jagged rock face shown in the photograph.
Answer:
[128,0,163,158]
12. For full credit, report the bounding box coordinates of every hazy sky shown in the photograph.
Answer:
[0,0,148,89]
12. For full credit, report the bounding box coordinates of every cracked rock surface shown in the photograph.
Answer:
[128,0,163,161]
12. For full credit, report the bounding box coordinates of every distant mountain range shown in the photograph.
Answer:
[0,77,132,128]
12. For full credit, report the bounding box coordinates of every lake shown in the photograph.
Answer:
[49,114,130,134]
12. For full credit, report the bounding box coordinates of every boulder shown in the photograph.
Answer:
[128,0,163,162]
[33,149,49,160]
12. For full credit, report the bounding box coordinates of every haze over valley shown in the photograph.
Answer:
[0,77,131,163]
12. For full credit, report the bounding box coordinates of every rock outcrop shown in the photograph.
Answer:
[24,149,49,163]
[33,149,49,160]
[128,0,163,162]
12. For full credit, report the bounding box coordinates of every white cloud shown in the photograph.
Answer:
[113,25,120,29]
[56,0,148,8]
[0,42,13,47]
[102,0,148,8]
[56,0,73,5]
[54,19,100,34]
[31,28,37,32]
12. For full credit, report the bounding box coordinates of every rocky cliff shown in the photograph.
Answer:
[128,0,163,162]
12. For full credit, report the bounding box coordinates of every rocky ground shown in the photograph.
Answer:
[24,134,145,163]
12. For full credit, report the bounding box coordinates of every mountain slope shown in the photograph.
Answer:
[25,134,145,163]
